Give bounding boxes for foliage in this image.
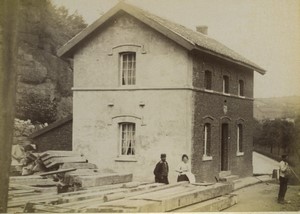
[254,119,295,154]
[16,0,87,123]
[16,93,57,123]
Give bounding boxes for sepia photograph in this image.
[0,0,299,213]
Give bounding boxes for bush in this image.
[16,93,57,123]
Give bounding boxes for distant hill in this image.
[254,96,300,120]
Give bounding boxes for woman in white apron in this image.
[175,154,195,183]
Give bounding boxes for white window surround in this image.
[202,154,213,161]
[119,123,136,157]
[115,156,138,162]
[203,123,213,161]
[236,152,244,156]
[204,89,214,93]
[236,124,244,156]
[120,52,136,86]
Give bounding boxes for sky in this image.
[51,0,300,98]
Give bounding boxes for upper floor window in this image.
[223,75,229,94]
[204,70,212,90]
[238,80,244,97]
[203,123,212,157]
[120,52,136,85]
[120,123,135,155]
[237,124,243,154]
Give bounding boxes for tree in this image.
[255,119,295,155]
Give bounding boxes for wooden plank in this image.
[41,153,83,162]
[161,183,234,211]
[173,194,238,212]
[24,203,76,213]
[40,151,82,158]
[39,168,76,177]
[8,194,59,208]
[87,182,234,212]
[60,162,97,170]
[44,157,87,168]
[74,173,133,188]
[192,182,215,186]
[9,177,57,187]
[9,184,57,193]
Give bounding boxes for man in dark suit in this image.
[154,153,169,184]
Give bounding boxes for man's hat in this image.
[161,153,166,158]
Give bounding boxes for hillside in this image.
[254,96,300,120]
[15,0,87,123]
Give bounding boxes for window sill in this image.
[236,152,244,157]
[238,95,246,98]
[222,92,230,96]
[202,155,213,161]
[204,89,213,93]
[119,85,136,88]
[114,157,137,162]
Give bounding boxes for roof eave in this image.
[57,2,267,75]
[193,46,266,75]
[57,2,196,58]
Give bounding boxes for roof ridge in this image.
[57,1,266,74]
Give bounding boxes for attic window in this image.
[120,52,136,85]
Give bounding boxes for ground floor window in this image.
[120,123,135,155]
[203,123,212,157]
[237,124,243,154]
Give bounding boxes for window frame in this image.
[119,122,136,156]
[202,123,213,161]
[223,75,229,94]
[236,124,244,156]
[238,80,245,97]
[204,70,213,91]
[119,52,136,86]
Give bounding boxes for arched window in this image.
[238,80,244,97]
[120,123,136,155]
[223,75,229,94]
[204,70,212,90]
[203,123,211,157]
[237,124,243,154]
[120,52,136,85]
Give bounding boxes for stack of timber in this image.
[8,174,135,213]
[12,182,237,213]
[39,150,88,169]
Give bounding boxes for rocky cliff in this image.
[15,0,87,123]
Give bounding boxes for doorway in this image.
[221,123,229,171]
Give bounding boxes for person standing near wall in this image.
[176,154,190,182]
[153,153,169,184]
[175,154,195,183]
[278,154,291,204]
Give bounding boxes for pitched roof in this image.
[30,115,72,139]
[57,2,266,74]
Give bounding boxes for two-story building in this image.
[58,2,266,182]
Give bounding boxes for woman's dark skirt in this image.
[177,174,189,182]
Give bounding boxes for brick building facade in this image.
[30,115,72,152]
[58,2,265,182]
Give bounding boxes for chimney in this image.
[196,25,208,35]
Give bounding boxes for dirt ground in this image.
[224,182,300,212]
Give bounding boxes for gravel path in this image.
[224,182,300,212]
